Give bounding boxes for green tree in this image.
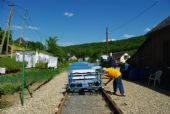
[46,36,65,60]
[46,36,58,54]
[27,41,44,50]
[0,28,12,53]
[62,35,146,60]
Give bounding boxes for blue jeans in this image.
[113,75,124,95]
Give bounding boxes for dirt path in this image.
[1,72,67,114]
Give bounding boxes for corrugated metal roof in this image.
[146,16,170,35]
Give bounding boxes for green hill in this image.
[63,36,146,61]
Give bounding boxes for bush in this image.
[35,61,48,69]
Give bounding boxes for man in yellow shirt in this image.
[103,68,125,96]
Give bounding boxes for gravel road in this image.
[103,78,170,114]
[62,94,111,114]
[1,72,67,114]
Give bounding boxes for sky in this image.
[0,0,170,46]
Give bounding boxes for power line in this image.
[3,0,29,18]
[6,2,45,43]
[110,1,159,32]
[2,0,48,50]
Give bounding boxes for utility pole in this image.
[106,26,109,55]
[0,3,14,54]
[5,30,10,54]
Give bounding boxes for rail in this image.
[55,89,124,114]
[101,89,124,114]
[55,92,69,114]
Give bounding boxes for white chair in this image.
[148,70,163,87]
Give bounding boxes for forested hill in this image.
[63,36,146,60]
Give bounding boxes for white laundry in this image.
[15,51,58,68]
[16,51,35,68]
[48,56,58,68]
[0,67,6,74]
[38,53,49,63]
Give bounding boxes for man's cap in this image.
[102,67,108,72]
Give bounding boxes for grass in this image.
[10,44,52,56]
[10,44,31,51]
[0,57,22,73]
[0,62,69,94]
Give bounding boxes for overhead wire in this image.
[109,0,159,32]
[3,0,45,44]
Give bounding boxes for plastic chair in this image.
[148,70,163,87]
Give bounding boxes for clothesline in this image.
[16,51,58,68]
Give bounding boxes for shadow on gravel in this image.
[105,90,112,95]
[124,79,170,97]
[0,99,12,109]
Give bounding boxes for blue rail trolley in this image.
[67,62,102,92]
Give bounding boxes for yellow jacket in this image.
[106,68,121,78]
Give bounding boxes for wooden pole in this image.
[106,27,109,55]
[0,4,14,54]
[5,31,10,54]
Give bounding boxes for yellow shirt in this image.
[106,68,121,78]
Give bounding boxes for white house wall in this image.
[120,53,130,63]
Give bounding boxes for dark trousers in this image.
[113,75,125,95]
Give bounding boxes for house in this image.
[69,55,77,61]
[84,57,90,61]
[128,16,170,89]
[128,16,170,68]
[112,52,130,64]
[15,37,27,46]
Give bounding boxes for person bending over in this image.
[103,67,125,96]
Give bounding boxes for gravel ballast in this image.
[1,72,67,114]
[2,70,170,114]
[103,78,170,114]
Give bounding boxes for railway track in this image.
[55,89,124,114]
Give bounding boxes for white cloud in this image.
[27,26,39,31]
[12,25,40,31]
[123,34,134,38]
[102,38,116,42]
[59,42,74,46]
[64,12,74,17]
[12,25,23,30]
[144,28,151,32]
[109,38,116,41]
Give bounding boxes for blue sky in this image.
[0,0,170,46]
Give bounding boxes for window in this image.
[124,55,129,60]
[163,41,170,66]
